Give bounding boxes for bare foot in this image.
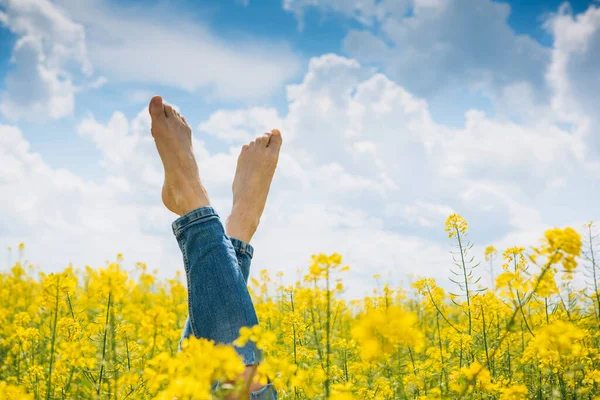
[149,96,210,216]
[226,129,282,243]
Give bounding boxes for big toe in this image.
[149,96,165,119]
[268,129,282,150]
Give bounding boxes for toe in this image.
[174,109,183,122]
[149,96,165,118]
[257,135,269,147]
[164,104,175,118]
[267,129,282,150]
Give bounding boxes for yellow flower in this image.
[309,263,322,276]
[0,381,32,399]
[533,267,558,297]
[1,221,599,399]
[234,325,276,351]
[458,362,496,393]
[445,214,468,238]
[538,227,582,272]
[498,384,528,400]
[484,245,497,261]
[351,306,423,362]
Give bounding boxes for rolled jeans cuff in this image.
[172,206,219,237]
[229,236,255,259]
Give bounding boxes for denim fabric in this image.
[230,237,254,283]
[173,206,276,399]
[180,237,254,345]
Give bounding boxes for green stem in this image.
[435,312,446,393]
[481,305,491,376]
[46,276,61,400]
[308,291,323,366]
[325,263,331,398]
[459,250,560,396]
[516,291,534,336]
[425,286,462,334]
[587,224,600,325]
[97,291,112,396]
[455,229,472,336]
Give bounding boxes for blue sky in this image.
[0,0,591,170]
[0,0,593,177]
[1,0,599,296]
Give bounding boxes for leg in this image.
[222,130,283,399]
[149,96,281,399]
[173,207,260,364]
[226,130,282,244]
[180,235,254,349]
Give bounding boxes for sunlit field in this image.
[1,214,600,399]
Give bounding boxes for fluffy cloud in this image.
[283,0,388,29]
[0,121,179,272]
[0,54,453,296]
[198,108,284,144]
[54,0,303,101]
[285,0,549,103]
[545,4,600,149]
[385,201,455,228]
[0,0,93,120]
[6,46,599,294]
[0,0,304,122]
[2,1,600,298]
[184,53,598,292]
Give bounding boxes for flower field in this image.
[1,215,600,399]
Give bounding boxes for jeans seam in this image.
[181,244,197,337]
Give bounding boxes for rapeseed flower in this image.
[1,219,598,399]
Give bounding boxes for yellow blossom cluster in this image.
[444,213,468,238]
[1,219,600,399]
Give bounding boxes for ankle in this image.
[164,180,210,216]
[176,196,210,216]
[226,207,259,243]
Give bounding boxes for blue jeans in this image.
[173,206,276,399]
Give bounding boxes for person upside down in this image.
[149,95,280,399]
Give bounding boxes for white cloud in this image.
[0,54,456,297]
[285,0,549,103]
[0,0,91,72]
[128,90,155,105]
[189,52,600,290]
[0,0,304,121]
[198,108,284,144]
[77,110,161,185]
[54,0,303,101]
[283,0,390,29]
[545,4,600,150]
[3,2,600,299]
[385,201,454,227]
[0,0,94,120]
[0,122,174,268]
[4,49,599,296]
[430,109,585,181]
